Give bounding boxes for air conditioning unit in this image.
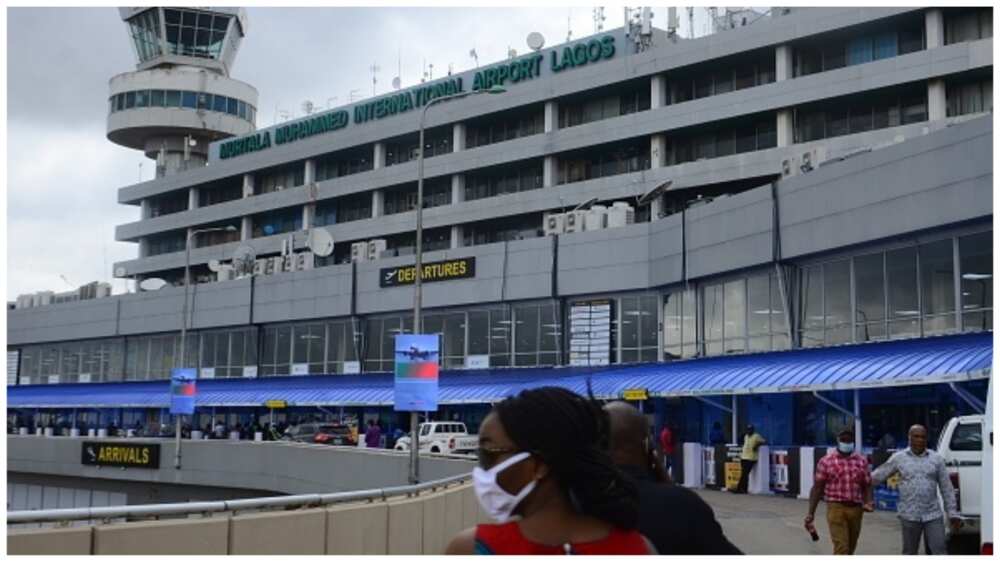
[253,258,267,276]
[351,242,369,263]
[607,202,635,228]
[95,283,112,298]
[296,251,315,271]
[564,210,587,233]
[543,213,566,236]
[368,239,387,261]
[216,267,234,282]
[584,205,607,231]
[282,254,295,272]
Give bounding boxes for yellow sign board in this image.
[264,400,287,409]
[622,388,648,401]
[725,462,742,491]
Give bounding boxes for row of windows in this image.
[127,9,162,63]
[466,107,544,149]
[558,140,651,185]
[163,8,231,60]
[385,128,453,167]
[672,51,776,103]
[383,179,451,216]
[947,80,993,117]
[795,27,924,78]
[558,86,651,129]
[109,89,255,123]
[794,88,928,143]
[668,118,777,165]
[16,231,991,383]
[465,161,544,201]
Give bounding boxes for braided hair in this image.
[494,386,639,530]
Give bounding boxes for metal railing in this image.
[7,472,472,525]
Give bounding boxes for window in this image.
[256,164,304,194]
[946,8,993,45]
[465,160,543,201]
[919,239,956,335]
[854,253,886,341]
[165,90,181,107]
[182,91,197,108]
[800,265,824,348]
[619,296,657,363]
[512,302,560,367]
[213,94,227,113]
[325,320,359,373]
[703,283,724,356]
[467,106,544,149]
[887,247,920,338]
[262,326,292,375]
[663,288,697,359]
[748,273,789,352]
[292,323,326,374]
[252,207,302,238]
[947,80,993,117]
[960,231,992,331]
[949,423,982,451]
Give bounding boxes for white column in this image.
[926,8,944,50]
[188,187,199,210]
[302,204,315,230]
[453,123,466,152]
[928,79,947,121]
[450,226,463,249]
[777,109,794,147]
[543,156,558,188]
[140,199,152,219]
[650,134,667,168]
[544,100,558,133]
[371,189,384,218]
[242,173,254,198]
[775,44,793,82]
[650,74,667,109]
[139,238,149,258]
[373,142,386,169]
[241,216,252,241]
[304,159,316,185]
[451,174,464,204]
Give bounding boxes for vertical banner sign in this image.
[393,335,439,412]
[569,300,613,366]
[724,445,743,491]
[170,368,197,415]
[769,449,790,493]
[702,446,716,487]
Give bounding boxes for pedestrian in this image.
[709,421,726,446]
[871,424,960,555]
[604,402,741,554]
[658,424,675,476]
[445,387,655,554]
[364,419,382,449]
[213,420,226,439]
[392,426,404,448]
[805,427,874,555]
[735,424,766,494]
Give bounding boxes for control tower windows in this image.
[164,8,230,60]
[127,9,162,63]
[109,89,256,125]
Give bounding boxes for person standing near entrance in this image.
[871,424,960,555]
[805,427,874,555]
[735,424,766,494]
[365,419,382,449]
[658,424,675,476]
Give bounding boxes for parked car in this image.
[936,412,985,548]
[282,423,327,444]
[314,424,356,446]
[393,422,478,454]
[980,381,993,555]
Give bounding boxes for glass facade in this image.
[127,9,162,63]
[795,84,927,143]
[109,89,256,124]
[794,22,924,77]
[18,339,125,384]
[163,8,230,59]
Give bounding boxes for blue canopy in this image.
[7,333,991,409]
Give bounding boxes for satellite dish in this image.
[307,228,334,257]
[138,278,168,291]
[207,259,222,272]
[114,266,127,278]
[527,32,545,51]
[392,76,401,90]
[232,245,256,277]
[638,179,673,206]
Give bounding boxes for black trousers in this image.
[736,459,756,493]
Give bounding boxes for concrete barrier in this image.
[230,508,326,554]
[441,485,468,544]
[18,427,27,435]
[70,428,80,437]
[8,526,93,554]
[421,491,448,554]
[326,501,389,554]
[387,496,424,554]
[93,517,229,555]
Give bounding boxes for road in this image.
[694,488,959,555]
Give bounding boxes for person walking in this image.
[709,421,726,446]
[364,419,382,449]
[735,424,766,494]
[805,427,874,555]
[605,402,741,554]
[445,387,655,554]
[871,424,960,555]
[658,424,675,476]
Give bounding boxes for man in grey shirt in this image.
[871,424,961,555]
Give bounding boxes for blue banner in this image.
[170,368,197,415]
[393,334,439,412]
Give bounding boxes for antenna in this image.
[369,63,380,96]
[566,12,573,42]
[687,7,694,39]
[232,245,256,278]
[637,179,673,206]
[469,48,479,68]
[507,47,517,60]
[526,32,545,51]
[59,275,75,289]
[592,6,606,33]
[307,228,335,258]
[349,89,360,102]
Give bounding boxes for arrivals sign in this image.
[215,34,618,161]
[393,334,439,412]
[380,257,475,288]
[82,441,160,469]
[170,368,197,415]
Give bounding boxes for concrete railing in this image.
[8,474,490,555]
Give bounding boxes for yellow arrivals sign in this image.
[264,400,288,409]
[81,442,160,469]
[622,388,649,401]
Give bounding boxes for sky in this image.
[5,5,719,301]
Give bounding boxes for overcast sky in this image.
[6,5,716,300]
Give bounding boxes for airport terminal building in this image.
[7,6,993,446]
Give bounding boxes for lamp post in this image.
[410,84,505,484]
[175,225,237,469]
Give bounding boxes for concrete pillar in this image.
[777,109,794,147]
[544,100,558,133]
[304,159,316,184]
[926,8,944,49]
[373,142,386,169]
[302,204,315,230]
[138,238,149,258]
[650,74,667,109]
[543,155,558,188]
[140,199,151,219]
[775,44,793,82]
[650,134,668,168]
[452,123,466,152]
[188,187,199,210]
[450,225,463,249]
[241,216,252,241]
[928,78,947,121]
[372,189,384,218]
[451,174,464,205]
[242,173,254,198]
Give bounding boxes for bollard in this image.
[97,429,108,438]
[87,429,96,437]
[191,430,203,440]
[254,432,263,442]
[35,427,43,436]
[70,428,80,437]
[229,431,240,441]
[18,427,27,435]
[44,427,54,437]
[126,429,135,438]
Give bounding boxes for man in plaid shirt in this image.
[805,427,875,554]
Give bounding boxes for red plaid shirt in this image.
[815,451,871,504]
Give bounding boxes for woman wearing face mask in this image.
[445,386,655,555]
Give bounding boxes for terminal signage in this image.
[214,34,618,161]
[264,400,287,409]
[394,334,440,412]
[380,257,475,288]
[622,388,648,401]
[82,442,160,469]
[170,368,197,415]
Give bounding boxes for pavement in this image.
[694,488,904,555]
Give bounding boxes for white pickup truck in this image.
[936,413,985,546]
[394,422,478,454]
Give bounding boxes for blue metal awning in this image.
[7,333,991,409]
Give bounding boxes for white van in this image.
[936,413,985,544]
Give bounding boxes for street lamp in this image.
[410,84,505,484]
[175,224,237,469]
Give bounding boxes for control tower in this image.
[107,7,258,177]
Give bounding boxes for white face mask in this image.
[473,451,537,523]
[837,442,855,454]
